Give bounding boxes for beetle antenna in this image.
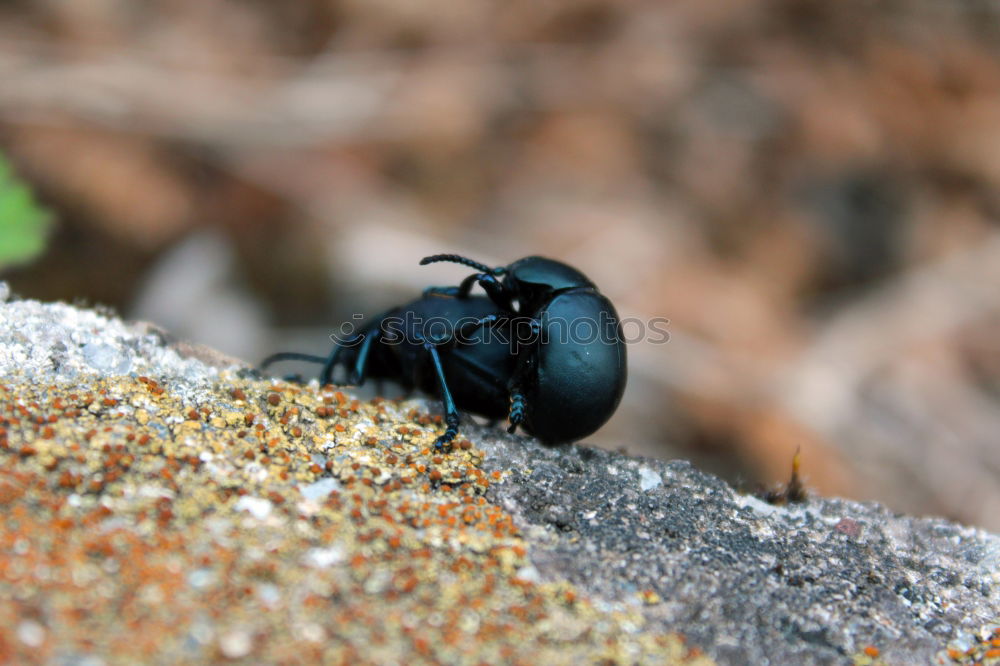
[420,254,501,275]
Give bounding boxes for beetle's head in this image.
[503,256,594,312]
[419,254,597,314]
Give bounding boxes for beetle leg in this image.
[434,271,515,309]
[346,329,381,385]
[319,345,345,386]
[260,351,328,370]
[507,390,527,434]
[420,340,461,450]
[458,273,482,297]
[505,319,541,434]
[317,328,374,385]
[260,351,339,386]
[422,273,484,299]
[422,285,461,297]
[454,313,504,343]
[472,273,516,310]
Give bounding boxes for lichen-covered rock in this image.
[0,289,708,665]
[475,437,1000,665]
[0,288,997,665]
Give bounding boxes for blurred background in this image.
[1,0,998,530]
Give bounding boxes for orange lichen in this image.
[0,372,711,666]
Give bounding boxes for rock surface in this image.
[0,288,997,665]
[476,434,1000,665]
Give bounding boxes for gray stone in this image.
[0,292,232,387]
[475,429,999,665]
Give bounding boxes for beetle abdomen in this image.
[522,290,627,443]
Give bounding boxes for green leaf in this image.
[0,154,52,270]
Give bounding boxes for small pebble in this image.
[219,629,253,659]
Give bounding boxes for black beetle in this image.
[420,254,627,443]
[262,255,628,448]
[261,293,516,449]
